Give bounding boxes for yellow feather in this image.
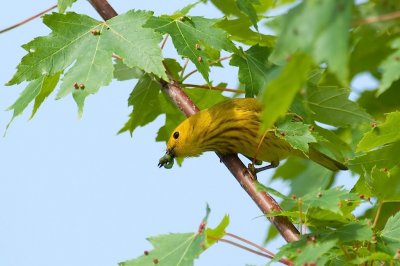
[165,98,347,171]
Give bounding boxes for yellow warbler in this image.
[158,98,347,171]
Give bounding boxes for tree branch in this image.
[0,5,57,34]
[88,0,300,243]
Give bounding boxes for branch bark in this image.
[89,0,300,243]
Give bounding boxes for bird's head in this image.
[158,115,205,169]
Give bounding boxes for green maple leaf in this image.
[6,73,60,130]
[306,86,373,127]
[120,233,205,266]
[261,53,312,131]
[58,0,77,13]
[378,37,400,95]
[275,238,337,265]
[118,74,163,135]
[216,18,275,47]
[350,141,400,175]
[205,215,229,247]
[8,11,166,115]
[235,0,260,31]
[230,45,272,97]
[113,60,143,81]
[380,212,400,255]
[301,187,359,215]
[331,221,373,243]
[275,118,317,153]
[120,206,229,266]
[273,157,332,197]
[357,111,400,152]
[270,0,351,83]
[145,15,236,82]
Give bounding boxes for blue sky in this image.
[0,1,363,266]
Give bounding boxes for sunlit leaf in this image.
[357,112,400,152]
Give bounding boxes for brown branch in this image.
[88,0,300,243]
[0,5,57,34]
[88,0,117,20]
[182,83,245,94]
[353,10,400,27]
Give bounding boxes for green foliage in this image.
[305,86,373,127]
[119,207,230,266]
[380,212,400,255]
[230,45,272,97]
[378,37,400,95]
[261,53,312,131]
[58,0,77,13]
[7,11,166,115]
[216,17,275,47]
[357,111,400,152]
[5,0,400,265]
[144,15,236,82]
[274,116,317,153]
[270,0,351,83]
[235,0,260,30]
[6,73,60,128]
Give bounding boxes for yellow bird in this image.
[158,98,347,171]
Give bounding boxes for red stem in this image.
[88,0,300,243]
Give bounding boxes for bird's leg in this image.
[244,155,263,165]
[248,161,279,175]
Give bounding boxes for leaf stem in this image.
[225,232,276,257]
[160,33,169,50]
[372,201,383,228]
[181,55,232,82]
[0,5,57,34]
[353,10,400,27]
[180,58,190,80]
[212,235,292,265]
[182,83,245,94]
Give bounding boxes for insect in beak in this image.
[158,149,175,169]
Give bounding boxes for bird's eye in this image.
[173,131,180,139]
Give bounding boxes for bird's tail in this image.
[308,147,348,171]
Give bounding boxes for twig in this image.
[182,83,245,94]
[372,201,383,228]
[252,129,270,166]
[180,58,190,80]
[218,238,292,265]
[89,0,300,243]
[112,54,123,60]
[0,5,57,34]
[181,55,232,82]
[160,33,169,50]
[353,10,400,27]
[225,232,276,257]
[218,238,275,259]
[210,233,292,265]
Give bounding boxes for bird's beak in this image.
[158,148,175,169]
